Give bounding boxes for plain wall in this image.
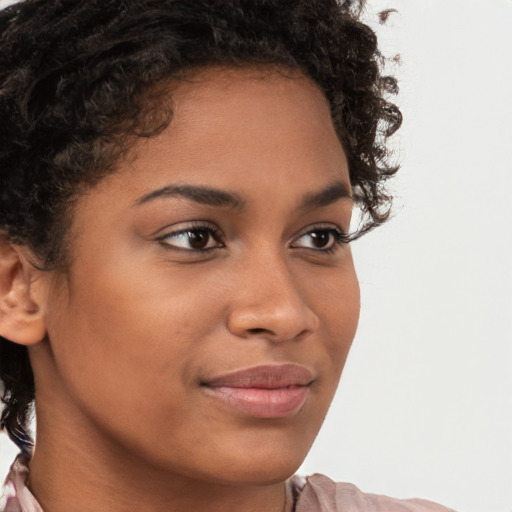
[1,1,511,511]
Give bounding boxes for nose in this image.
[226,251,319,342]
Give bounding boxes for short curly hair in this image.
[0,0,401,455]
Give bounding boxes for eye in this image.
[158,223,224,252]
[291,225,349,252]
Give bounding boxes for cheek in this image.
[43,258,223,422]
[316,266,360,383]
[41,269,229,471]
[330,275,360,352]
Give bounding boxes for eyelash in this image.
[157,222,350,254]
[157,222,224,253]
[293,224,351,254]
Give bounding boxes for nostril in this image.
[247,328,269,335]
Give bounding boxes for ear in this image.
[0,235,47,345]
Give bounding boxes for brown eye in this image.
[291,226,349,252]
[160,224,223,251]
[308,230,331,249]
[187,229,212,249]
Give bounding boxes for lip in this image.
[201,364,314,419]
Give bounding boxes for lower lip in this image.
[203,385,309,418]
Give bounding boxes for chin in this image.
[199,439,310,486]
[211,457,305,487]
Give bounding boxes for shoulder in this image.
[1,454,43,512]
[291,474,457,512]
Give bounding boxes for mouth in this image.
[201,364,314,419]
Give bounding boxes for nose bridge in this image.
[227,244,319,341]
[247,246,296,302]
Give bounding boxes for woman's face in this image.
[34,67,360,485]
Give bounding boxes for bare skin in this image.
[1,67,360,512]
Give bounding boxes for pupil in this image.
[189,229,209,249]
[311,231,330,248]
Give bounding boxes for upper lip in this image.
[202,364,314,389]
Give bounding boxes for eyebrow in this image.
[298,180,352,212]
[135,184,246,210]
[134,180,352,211]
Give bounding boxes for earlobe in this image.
[0,236,47,346]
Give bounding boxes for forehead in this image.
[122,66,347,189]
[168,66,334,134]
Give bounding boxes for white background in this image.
[1,1,511,512]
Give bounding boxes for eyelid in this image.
[156,221,225,252]
[289,223,351,250]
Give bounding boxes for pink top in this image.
[1,454,456,512]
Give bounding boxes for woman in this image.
[0,1,454,511]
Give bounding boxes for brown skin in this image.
[0,68,360,512]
